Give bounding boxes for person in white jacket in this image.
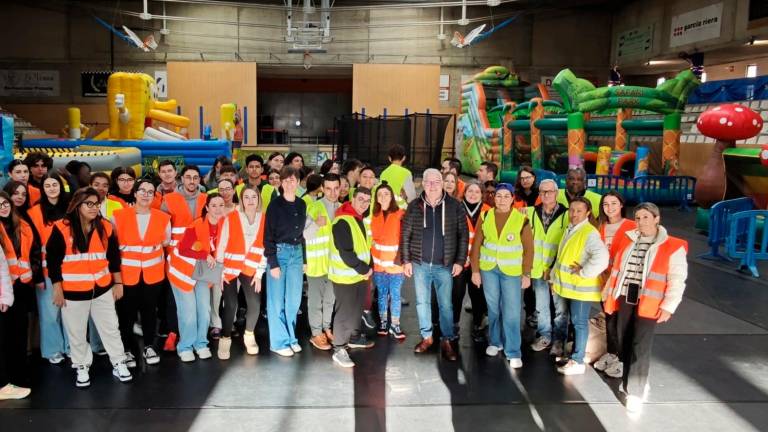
[601,202,688,413]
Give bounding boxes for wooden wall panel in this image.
[352,64,440,116]
[167,61,257,146]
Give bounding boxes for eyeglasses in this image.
[136,189,155,196]
[218,187,234,192]
[117,177,135,183]
[81,201,101,208]
[519,175,535,181]
[0,202,11,209]
[540,190,556,195]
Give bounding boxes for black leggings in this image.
[0,282,32,388]
[453,267,487,326]
[222,273,261,337]
[117,280,162,350]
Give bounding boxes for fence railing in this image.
[698,197,755,260]
[550,174,697,209]
[725,210,768,277]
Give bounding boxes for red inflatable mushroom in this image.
[695,104,764,208]
[697,104,763,141]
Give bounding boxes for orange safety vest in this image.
[28,204,55,278]
[113,207,170,286]
[599,218,637,260]
[167,217,221,291]
[163,192,207,248]
[370,209,404,274]
[465,203,491,268]
[55,219,114,292]
[151,191,163,210]
[0,220,35,283]
[221,211,265,282]
[28,184,41,207]
[603,235,688,319]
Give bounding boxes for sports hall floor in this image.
[1,206,767,432]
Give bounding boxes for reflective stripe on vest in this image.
[0,221,34,283]
[370,210,403,274]
[478,209,525,276]
[56,220,113,292]
[328,215,370,284]
[164,192,206,246]
[306,200,333,277]
[114,207,170,285]
[220,211,266,281]
[551,222,601,301]
[527,206,567,279]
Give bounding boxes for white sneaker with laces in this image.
[290,343,302,353]
[485,345,502,357]
[49,352,65,365]
[272,347,294,357]
[332,348,355,368]
[178,350,195,362]
[0,384,31,400]
[143,346,160,365]
[557,359,586,375]
[196,347,212,359]
[218,337,232,360]
[604,361,624,378]
[75,365,90,388]
[112,362,133,382]
[594,353,619,371]
[508,358,523,369]
[243,331,259,355]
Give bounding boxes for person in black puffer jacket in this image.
[401,168,468,361]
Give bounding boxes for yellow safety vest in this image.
[478,210,525,276]
[380,164,410,209]
[306,200,333,277]
[328,215,370,284]
[557,189,602,219]
[551,222,602,301]
[527,206,567,279]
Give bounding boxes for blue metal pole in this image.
[244,106,249,145]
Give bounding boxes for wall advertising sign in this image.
[670,3,723,47]
[0,70,60,97]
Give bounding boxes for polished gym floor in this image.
[1,207,767,432]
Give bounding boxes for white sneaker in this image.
[530,337,551,352]
[124,352,137,368]
[49,352,65,365]
[485,345,502,357]
[549,340,564,357]
[625,395,643,413]
[508,358,523,369]
[604,361,624,378]
[0,384,31,400]
[75,365,90,388]
[332,348,355,368]
[112,362,133,382]
[290,343,302,353]
[133,322,143,337]
[243,330,259,355]
[271,347,294,357]
[196,347,212,360]
[143,346,160,365]
[178,350,195,362]
[218,337,232,360]
[594,353,619,371]
[557,359,586,375]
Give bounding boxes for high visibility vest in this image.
[113,207,170,285]
[54,220,113,292]
[261,184,276,210]
[163,192,207,248]
[557,189,602,219]
[102,198,124,219]
[465,203,491,268]
[527,206,567,279]
[600,218,637,260]
[603,235,688,319]
[370,209,404,274]
[28,184,41,206]
[221,211,265,282]
[478,209,526,276]
[28,204,56,278]
[108,194,131,208]
[305,200,333,277]
[0,221,34,283]
[379,164,410,208]
[167,217,222,291]
[328,215,370,284]
[551,222,602,301]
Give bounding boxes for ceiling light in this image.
[487,0,501,6]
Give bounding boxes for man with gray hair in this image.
[401,168,469,361]
[527,178,570,356]
[557,167,602,218]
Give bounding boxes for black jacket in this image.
[400,192,468,268]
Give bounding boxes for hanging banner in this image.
[81,71,111,97]
[0,70,60,97]
[670,3,723,48]
[616,25,654,59]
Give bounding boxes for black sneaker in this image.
[361,311,376,330]
[389,324,406,340]
[377,321,389,336]
[348,335,375,349]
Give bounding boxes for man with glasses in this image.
[526,179,569,357]
[401,168,468,361]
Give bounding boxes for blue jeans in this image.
[373,272,404,322]
[267,244,303,350]
[551,291,570,344]
[413,263,454,340]
[533,278,557,340]
[481,267,522,359]
[172,280,211,353]
[37,277,69,359]
[569,299,593,364]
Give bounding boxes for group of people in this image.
[0,146,688,413]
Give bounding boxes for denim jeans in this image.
[266,243,303,351]
[413,263,454,340]
[533,278,552,340]
[551,291,570,344]
[569,299,593,364]
[172,279,211,354]
[373,272,404,322]
[37,277,69,359]
[481,267,522,359]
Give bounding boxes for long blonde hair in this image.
[238,185,262,213]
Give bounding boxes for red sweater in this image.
[178,222,219,259]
